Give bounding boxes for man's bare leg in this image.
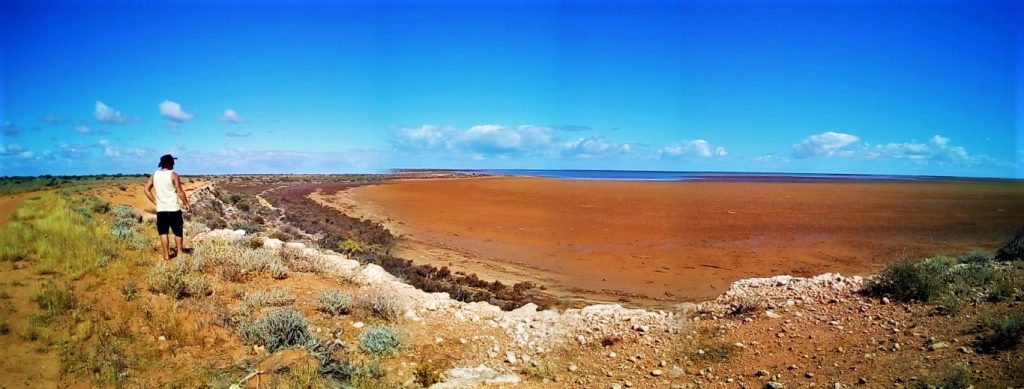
[175,235,184,256]
[160,234,171,260]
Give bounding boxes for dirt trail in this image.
[340,177,1024,303]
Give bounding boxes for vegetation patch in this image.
[359,325,402,355]
[33,281,75,324]
[865,258,948,302]
[147,261,212,299]
[971,311,1024,353]
[315,290,352,316]
[239,309,311,352]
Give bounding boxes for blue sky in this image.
[1,0,1021,177]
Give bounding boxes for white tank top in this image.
[153,170,181,212]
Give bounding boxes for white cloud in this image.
[454,124,553,153]
[220,109,244,124]
[159,100,194,127]
[659,140,727,158]
[74,123,92,134]
[392,125,454,150]
[225,131,252,138]
[392,124,554,155]
[753,154,790,163]
[793,132,996,166]
[94,101,131,124]
[792,131,860,158]
[561,136,633,157]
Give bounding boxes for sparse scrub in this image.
[33,281,75,324]
[986,273,1019,302]
[359,288,406,321]
[269,262,289,279]
[280,245,325,273]
[147,261,212,299]
[413,358,446,387]
[959,249,992,264]
[953,263,996,287]
[727,293,766,317]
[690,342,737,362]
[239,309,311,352]
[972,311,1024,353]
[120,282,139,301]
[865,258,947,302]
[359,325,402,355]
[241,289,296,311]
[995,229,1024,261]
[316,290,352,316]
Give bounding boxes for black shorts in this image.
[156,211,184,237]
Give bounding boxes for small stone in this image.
[857,377,868,385]
[568,364,578,372]
[608,352,617,358]
[459,338,468,344]
[958,346,971,354]
[352,321,364,329]
[755,369,769,377]
[611,385,622,389]
[765,382,784,389]
[505,351,517,364]
[659,360,667,367]
[158,336,167,341]
[881,297,890,305]
[805,372,814,379]
[832,383,843,389]
[624,381,634,387]
[928,341,950,351]
[651,369,663,377]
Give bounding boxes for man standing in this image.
[144,154,191,260]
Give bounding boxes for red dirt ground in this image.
[344,177,1024,303]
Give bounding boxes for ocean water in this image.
[466,169,961,182]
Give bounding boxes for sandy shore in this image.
[337,177,1024,303]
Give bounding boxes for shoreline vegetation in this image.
[0,174,1021,387]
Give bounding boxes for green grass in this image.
[0,192,114,278]
[972,311,1024,353]
[865,258,948,302]
[315,290,352,316]
[33,281,75,324]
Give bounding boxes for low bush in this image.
[987,274,1019,302]
[239,309,311,353]
[241,289,295,311]
[268,262,289,280]
[972,311,1024,353]
[995,229,1024,261]
[865,259,947,302]
[727,293,766,317]
[359,326,402,355]
[315,290,352,316]
[120,282,139,301]
[359,288,406,321]
[958,249,992,264]
[147,262,211,299]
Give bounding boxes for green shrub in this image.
[972,312,1024,353]
[33,281,75,324]
[987,274,1019,302]
[958,249,992,264]
[339,239,361,254]
[120,282,139,301]
[995,229,1024,261]
[316,290,352,316]
[953,263,995,287]
[239,309,311,352]
[865,259,947,302]
[359,326,402,355]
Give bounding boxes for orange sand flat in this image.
[349,177,1024,301]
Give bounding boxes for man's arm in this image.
[173,173,191,212]
[144,175,156,205]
